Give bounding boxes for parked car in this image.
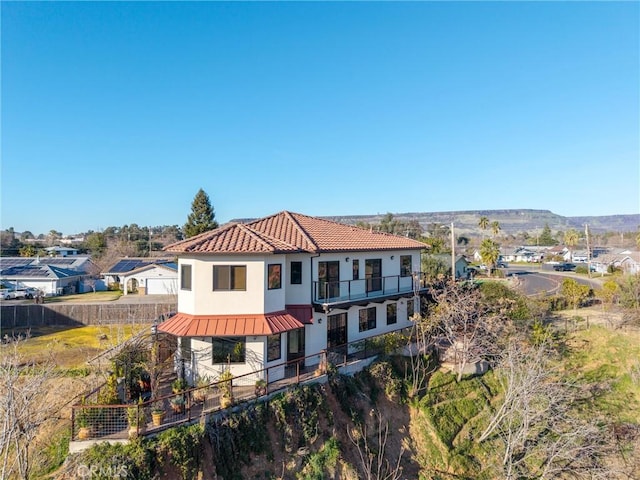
[24,287,40,299]
[0,290,8,300]
[553,263,576,272]
[6,289,27,299]
[497,262,508,268]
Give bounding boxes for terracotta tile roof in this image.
[165,211,426,254]
[158,310,307,337]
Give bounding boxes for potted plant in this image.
[151,401,165,426]
[170,395,186,414]
[76,408,93,440]
[171,377,189,394]
[193,375,210,403]
[255,379,267,397]
[127,399,147,438]
[219,369,234,409]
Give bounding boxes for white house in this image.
[102,257,178,295]
[158,211,428,385]
[0,255,98,295]
[591,250,640,275]
[45,246,79,257]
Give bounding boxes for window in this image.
[318,261,340,299]
[352,259,359,280]
[211,337,246,363]
[327,313,348,348]
[400,255,412,277]
[387,303,397,325]
[180,265,192,291]
[267,334,281,362]
[365,259,382,292]
[268,264,282,289]
[213,265,246,291]
[407,298,415,319]
[359,307,377,332]
[290,261,302,284]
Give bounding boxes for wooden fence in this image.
[0,303,177,330]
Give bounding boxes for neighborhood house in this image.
[158,211,428,385]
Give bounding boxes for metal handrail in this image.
[313,272,427,303]
[71,325,415,441]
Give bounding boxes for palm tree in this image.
[564,229,580,263]
[478,216,489,239]
[479,239,500,277]
[491,221,501,238]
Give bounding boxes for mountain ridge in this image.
[320,209,639,235]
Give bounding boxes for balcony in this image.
[312,273,428,311]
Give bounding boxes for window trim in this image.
[359,306,377,332]
[290,261,302,285]
[407,297,415,319]
[352,259,360,280]
[386,302,397,325]
[400,255,412,277]
[213,265,247,291]
[267,334,282,362]
[268,264,282,290]
[211,336,246,364]
[180,264,192,291]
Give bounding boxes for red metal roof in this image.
[158,309,307,337]
[165,211,427,254]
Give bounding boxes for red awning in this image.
[158,310,307,337]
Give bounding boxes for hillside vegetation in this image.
[64,324,640,479]
[5,278,638,479]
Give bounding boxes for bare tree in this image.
[347,409,405,480]
[427,281,508,381]
[478,339,616,479]
[0,335,58,480]
[405,318,437,398]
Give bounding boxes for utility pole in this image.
[451,222,455,281]
[585,224,591,278]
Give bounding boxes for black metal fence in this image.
[71,327,414,441]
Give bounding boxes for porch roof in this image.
[158,308,310,337]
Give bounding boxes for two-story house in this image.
[158,211,428,385]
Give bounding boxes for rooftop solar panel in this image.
[0,258,32,268]
[41,258,76,265]
[109,259,151,272]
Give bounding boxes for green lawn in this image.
[44,291,122,303]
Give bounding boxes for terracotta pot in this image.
[220,396,233,409]
[151,411,164,426]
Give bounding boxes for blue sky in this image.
[2,1,639,235]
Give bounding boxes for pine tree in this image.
[183,188,218,238]
[538,223,557,246]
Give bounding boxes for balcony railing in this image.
[312,272,427,305]
[71,326,416,442]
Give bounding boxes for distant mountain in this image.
[322,209,640,236]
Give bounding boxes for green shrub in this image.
[297,437,340,480]
[157,424,204,480]
[206,402,271,479]
[368,361,403,401]
[79,439,155,480]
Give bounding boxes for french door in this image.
[318,261,340,299]
[365,259,382,293]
